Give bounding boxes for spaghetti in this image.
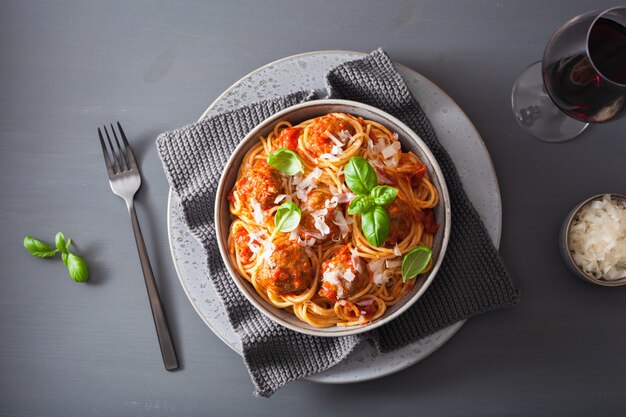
[227,112,440,327]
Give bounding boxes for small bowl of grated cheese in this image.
[560,193,626,286]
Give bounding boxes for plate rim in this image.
[165,49,503,380]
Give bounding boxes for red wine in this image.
[589,18,626,84]
[543,17,626,122]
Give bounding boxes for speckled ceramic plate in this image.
[167,51,502,383]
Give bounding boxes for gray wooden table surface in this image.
[2,0,625,416]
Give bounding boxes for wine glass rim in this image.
[586,5,626,87]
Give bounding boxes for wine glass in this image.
[512,6,626,142]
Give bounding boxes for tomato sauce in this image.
[233,227,253,264]
[276,127,300,152]
[408,163,427,187]
[358,303,377,321]
[422,208,440,234]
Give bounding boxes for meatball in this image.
[420,208,440,235]
[305,114,354,158]
[256,241,314,294]
[298,190,340,242]
[276,127,300,152]
[385,198,415,245]
[319,246,368,301]
[235,159,282,209]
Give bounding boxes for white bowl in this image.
[215,99,451,337]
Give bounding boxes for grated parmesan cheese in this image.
[350,248,363,273]
[343,270,356,282]
[386,259,402,269]
[357,298,374,306]
[333,210,349,238]
[249,242,261,253]
[325,196,339,209]
[298,168,321,189]
[274,194,291,204]
[314,215,331,236]
[319,153,340,161]
[338,130,352,142]
[337,192,355,204]
[295,168,323,201]
[381,142,401,159]
[368,259,386,286]
[367,138,387,155]
[311,208,328,217]
[322,269,341,285]
[326,131,344,147]
[568,194,626,280]
[250,198,265,224]
[259,241,276,268]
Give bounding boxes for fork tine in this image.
[110,123,129,171]
[103,125,123,173]
[98,127,116,177]
[116,122,137,168]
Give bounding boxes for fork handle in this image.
[127,201,179,371]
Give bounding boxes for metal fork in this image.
[97,122,179,371]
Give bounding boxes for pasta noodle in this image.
[227,112,439,327]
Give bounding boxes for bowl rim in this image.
[561,193,626,287]
[214,98,452,337]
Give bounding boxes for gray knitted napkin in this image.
[157,49,519,397]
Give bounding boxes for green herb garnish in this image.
[343,157,398,247]
[267,148,304,175]
[369,185,398,206]
[361,205,391,247]
[344,156,378,195]
[347,195,376,215]
[401,245,432,282]
[24,232,89,282]
[274,201,302,232]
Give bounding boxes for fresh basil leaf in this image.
[402,245,433,282]
[267,148,304,175]
[370,185,398,206]
[344,157,378,195]
[66,253,89,282]
[348,195,375,215]
[274,201,302,232]
[55,232,68,254]
[23,236,57,258]
[61,252,69,267]
[361,205,390,247]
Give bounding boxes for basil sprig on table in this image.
[267,148,304,175]
[401,245,432,282]
[23,232,89,282]
[344,157,397,246]
[23,236,57,258]
[274,201,301,232]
